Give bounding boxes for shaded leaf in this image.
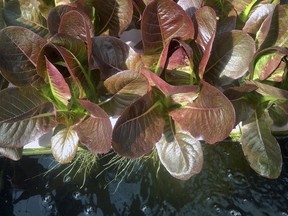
[241,110,282,179]
[92,36,143,78]
[112,91,165,158]
[156,122,203,180]
[142,0,194,55]
[163,41,195,86]
[0,87,56,148]
[269,100,288,127]
[45,56,71,106]
[170,81,235,144]
[47,4,76,35]
[204,30,255,86]
[0,147,23,161]
[51,125,79,164]
[49,34,88,64]
[0,26,46,86]
[217,9,237,34]
[75,100,112,154]
[0,73,9,90]
[102,70,149,116]
[93,0,133,36]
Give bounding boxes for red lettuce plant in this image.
[0,0,287,180]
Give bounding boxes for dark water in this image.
[0,138,288,216]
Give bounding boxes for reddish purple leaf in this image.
[142,0,194,55]
[195,6,217,78]
[58,10,93,61]
[75,100,112,154]
[92,36,143,78]
[170,81,236,144]
[102,70,149,116]
[204,30,255,86]
[0,26,46,86]
[112,91,165,158]
[177,0,203,17]
[47,4,77,35]
[243,4,276,36]
[93,0,133,36]
[257,5,288,50]
[141,68,173,95]
[250,47,288,81]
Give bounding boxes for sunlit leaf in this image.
[257,4,288,49]
[0,26,46,86]
[45,56,71,106]
[241,110,282,179]
[195,6,217,77]
[112,91,165,158]
[142,0,194,55]
[141,68,173,95]
[177,0,203,17]
[243,4,276,36]
[93,0,133,36]
[58,10,93,60]
[0,87,56,148]
[250,47,288,80]
[2,0,49,37]
[204,30,255,86]
[250,80,288,100]
[0,147,23,161]
[170,81,235,144]
[156,122,203,180]
[102,70,148,116]
[51,125,79,164]
[37,43,89,99]
[38,0,56,18]
[75,99,112,154]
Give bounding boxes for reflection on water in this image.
[0,138,288,216]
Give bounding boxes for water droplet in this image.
[141,205,152,214]
[45,182,50,189]
[43,194,52,204]
[229,210,242,216]
[63,175,71,183]
[213,204,221,213]
[73,191,81,200]
[48,204,53,210]
[84,205,94,215]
